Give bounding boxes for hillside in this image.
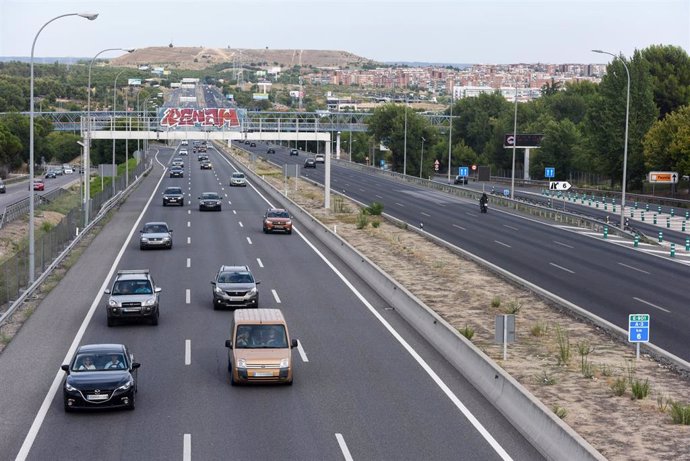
[111,46,375,70]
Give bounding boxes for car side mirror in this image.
[169,229,173,233]
[61,364,70,374]
[225,340,233,348]
[255,280,261,285]
[291,339,298,349]
[131,362,141,370]
[139,230,143,233]
[104,289,111,294]
[211,281,216,285]
[154,287,162,293]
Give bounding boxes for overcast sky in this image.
[1,0,688,64]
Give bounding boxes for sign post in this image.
[495,314,516,360]
[628,314,650,360]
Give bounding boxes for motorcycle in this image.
[479,201,488,213]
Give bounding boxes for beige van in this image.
[224,309,297,385]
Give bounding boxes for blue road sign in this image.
[459,166,469,177]
[545,167,555,178]
[503,189,510,197]
[380,159,385,167]
[628,314,650,342]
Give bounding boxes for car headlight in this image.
[143,297,157,307]
[163,236,171,242]
[237,359,247,369]
[109,298,120,307]
[140,237,149,242]
[248,287,257,295]
[279,358,289,368]
[116,378,133,392]
[214,286,224,294]
[65,382,77,392]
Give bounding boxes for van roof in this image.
[233,308,285,324]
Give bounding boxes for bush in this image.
[555,324,571,365]
[491,296,501,308]
[631,378,650,400]
[504,300,521,314]
[611,377,627,396]
[355,211,368,229]
[371,220,380,228]
[536,370,556,385]
[552,405,567,419]
[365,201,384,215]
[458,325,474,340]
[530,322,548,337]
[669,401,690,425]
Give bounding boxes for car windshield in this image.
[268,210,289,218]
[143,224,168,233]
[73,353,127,371]
[235,325,288,349]
[165,188,182,194]
[218,271,253,284]
[232,173,244,178]
[201,193,219,199]
[112,280,152,295]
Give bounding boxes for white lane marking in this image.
[233,210,237,214]
[453,224,466,231]
[185,340,191,365]
[228,200,232,205]
[186,258,191,268]
[296,339,309,362]
[465,212,478,217]
[239,222,244,228]
[549,262,574,274]
[375,194,383,198]
[421,212,431,217]
[188,209,191,215]
[494,240,511,248]
[257,258,264,268]
[335,434,354,461]
[183,434,191,461]
[186,289,191,304]
[290,214,513,461]
[633,297,671,313]
[272,289,281,303]
[187,237,191,245]
[187,221,191,228]
[395,202,404,207]
[503,224,518,231]
[554,241,574,249]
[618,262,650,274]
[15,164,170,461]
[247,237,252,245]
[359,188,365,192]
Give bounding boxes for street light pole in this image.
[510,82,518,200]
[593,49,630,230]
[419,137,426,178]
[447,88,453,183]
[85,47,133,226]
[29,12,97,283]
[403,96,408,176]
[112,68,127,195]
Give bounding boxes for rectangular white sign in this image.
[648,171,679,183]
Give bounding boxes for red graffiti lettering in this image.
[160,108,240,127]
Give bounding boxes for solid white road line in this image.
[335,434,354,461]
[257,258,264,268]
[618,262,650,274]
[633,297,671,313]
[15,163,169,461]
[549,262,574,274]
[186,289,191,304]
[453,224,466,231]
[183,434,191,461]
[185,340,191,365]
[503,224,518,231]
[239,222,244,228]
[272,289,281,303]
[186,258,191,268]
[554,241,574,249]
[246,237,253,245]
[296,340,309,362]
[494,240,511,248]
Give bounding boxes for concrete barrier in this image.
[217,146,605,460]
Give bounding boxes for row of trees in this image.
[365,45,690,191]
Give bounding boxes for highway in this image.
[243,142,690,363]
[0,143,542,460]
[0,172,79,211]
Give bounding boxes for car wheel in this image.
[218,206,222,211]
[127,391,136,411]
[287,230,292,235]
[180,199,184,206]
[230,371,237,386]
[286,378,293,386]
[151,310,159,326]
[263,227,268,233]
[163,202,167,206]
[107,316,115,327]
[64,400,73,413]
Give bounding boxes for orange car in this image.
[262,208,292,234]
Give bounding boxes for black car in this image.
[169,167,184,178]
[0,179,5,193]
[61,343,140,411]
[162,186,185,206]
[304,158,317,168]
[200,160,212,170]
[250,142,256,147]
[199,192,222,211]
[290,149,299,156]
[267,148,275,154]
[454,175,468,185]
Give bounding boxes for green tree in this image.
[641,45,690,119]
[46,132,82,164]
[0,120,23,175]
[643,104,690,176]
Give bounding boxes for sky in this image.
[0,0,688,64]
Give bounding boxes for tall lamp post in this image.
[403,96,408,176]
[29,12,98,283]
[85,47,133,226]
[593,49,630,230]
[419,136,426,178]
[510,82,518,200]
[112,68,127,195]
[447,89,454,183]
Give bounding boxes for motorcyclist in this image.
[479,192,488,212]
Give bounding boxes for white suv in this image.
[315,153,325,163]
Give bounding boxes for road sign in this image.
[628,314,649,342]
[545,167,555,178]
[459,166,469,177]
[471,164,477,171]
[549,181,571,191]
[434,159,440,171]
[648,171,678,184]
[503,133,544,148]
[503,189,510,197]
